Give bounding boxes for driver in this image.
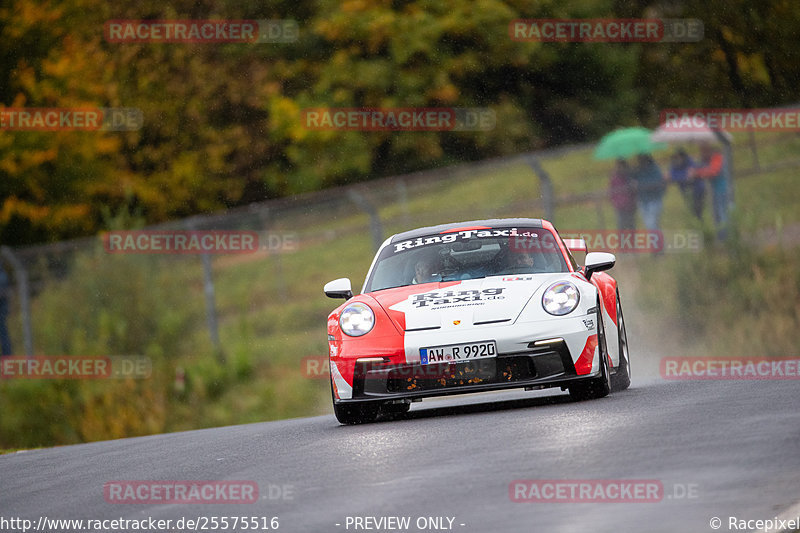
[412,256,440,284]
[506,250,536,272]
[511,251,535,268]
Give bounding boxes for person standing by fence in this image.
[0,263,12,356]
[609,158,637,230]
[632,153,667,233]
[669,148,704,220]
[691,142,729,239]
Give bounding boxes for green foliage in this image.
[3,0,797,243]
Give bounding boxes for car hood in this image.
[370,274,566,331]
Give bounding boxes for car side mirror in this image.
[324,278,353,300]
[584,252,616,280]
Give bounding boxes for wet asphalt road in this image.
[2,378,799,533]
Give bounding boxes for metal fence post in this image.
[347,189,383,251]
[255,207,288,301]
[185,221,224,363]
[0,246,33,356]
[525,154,556,222]
[200,252,223,363]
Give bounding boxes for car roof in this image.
[389,218,545,243]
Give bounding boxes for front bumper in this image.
[331,314,599,402]
[346,341,591,403]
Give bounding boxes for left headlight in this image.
[339,302,376,337]
[542,281,580,316]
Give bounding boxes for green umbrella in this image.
[593,127,667,160]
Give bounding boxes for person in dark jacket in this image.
[632,153,667,232]
[608,158,636,230]
[669,148,704,220]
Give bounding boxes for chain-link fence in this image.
[0,131,797,360]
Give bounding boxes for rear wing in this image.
[563,238,587,253]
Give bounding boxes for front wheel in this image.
[610,289,631,392]
[569,299,611,401]
[333,400,380,424]
[330,379,380,424]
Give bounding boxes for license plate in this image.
[420,341,497,365]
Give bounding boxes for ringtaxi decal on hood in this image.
[410,287,506,308]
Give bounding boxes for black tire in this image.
[569,298,612,401]
[330,379,380,424]
[610,289,631,392]
[333,400,380,424]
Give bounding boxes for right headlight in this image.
[339,302,376,337]
[542,281,580,316]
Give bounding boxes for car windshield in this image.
[365,227,568,292]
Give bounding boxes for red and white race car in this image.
[323,218,631,424]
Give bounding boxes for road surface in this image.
[2,378,800,533]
